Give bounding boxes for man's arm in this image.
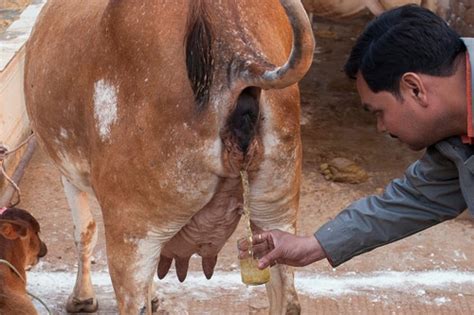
[238,231,326,268]
[315,145,467,267]
[243,145,467,269]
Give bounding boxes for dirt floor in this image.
[0,0,31,32]
[2,3,474,315]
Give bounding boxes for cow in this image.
[25,0,314,314]
[302,0,440,20]
[0,207,48,315]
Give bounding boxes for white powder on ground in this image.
[26,270,474,314]
[28,269,474,298]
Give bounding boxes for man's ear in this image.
[400,72,428,107]
[0,220,27,240]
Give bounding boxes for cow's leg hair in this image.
[150,282,159,313]
[268,225,300,315]
[103,220,163,315]
[255,223,300,315]
[365,0,385,16]
[62,176,99,313]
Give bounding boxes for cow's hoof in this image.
[286,302,301,315]
[140,297,160,314]
[66,296,98,313]
[151,297,159,313]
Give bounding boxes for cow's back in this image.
[25,0,109,190]
[25,0,295,198]
[25,1,206,195]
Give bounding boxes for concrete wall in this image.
[446,0,474,36]
[0,47,30,192]
[0,0,47,198]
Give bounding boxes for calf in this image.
[0,207,47,315]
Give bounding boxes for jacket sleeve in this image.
[314,146,467,267]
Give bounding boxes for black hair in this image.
[185,1,213,111]
[344,4,466,96]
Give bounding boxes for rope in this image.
[0,258,25,282]
[0,133,35,207]
[0,259,52,315]
[0,165,21,207]
[0,133,34,157]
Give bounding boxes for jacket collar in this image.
[461,38,474,144]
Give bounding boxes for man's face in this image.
[356,73,435,151]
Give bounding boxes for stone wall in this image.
[446,0,474,36]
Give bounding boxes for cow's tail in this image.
[365,0,386,16]
[241,0,315,90]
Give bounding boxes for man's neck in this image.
[435,54,468,136]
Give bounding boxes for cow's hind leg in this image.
[248,170,301,313]
[254,223,300,315]
[101,214,162,315]
[268,226,300,315]
[62,176,99,313]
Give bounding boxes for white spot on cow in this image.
[208,138,221,159]
[159,179,169,189]
[263,133,280,155]
[93,79,118,141]
[61,176,97,298]
[202,137,225,176]
[259,98,280,156]
[59,127,69,139]
[434,297,451,306]
[134,224,183,287]
[56,148,92,193]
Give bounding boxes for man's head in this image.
[345,5,467,150]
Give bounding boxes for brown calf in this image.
[0,207,47,315]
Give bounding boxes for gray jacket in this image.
[315,37,474,267]
[315,137,474,267]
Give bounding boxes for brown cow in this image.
[0,207,48,315]
[25,0,314,314]
[302,0,439,19]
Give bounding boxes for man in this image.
[244,4,474,269]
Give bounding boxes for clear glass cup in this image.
[237,237,271,285]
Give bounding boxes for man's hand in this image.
[237,229,327,269]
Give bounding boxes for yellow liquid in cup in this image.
[239,257,270,285]
[238,170,271,285]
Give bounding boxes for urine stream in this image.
[240,170,253,256]
[239,170,270,285]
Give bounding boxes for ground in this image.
[2,3,474,315]
[0,0,31,32]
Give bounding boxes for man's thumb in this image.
[258,250,278,269]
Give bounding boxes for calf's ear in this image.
[0,221,27,240]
